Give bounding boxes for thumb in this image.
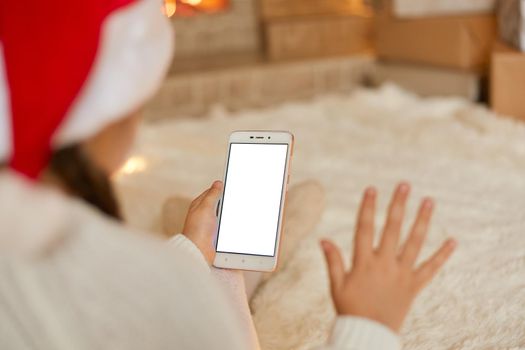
[202,181,223,207]
[320,240,345,294]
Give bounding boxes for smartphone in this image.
[213,131,294,272]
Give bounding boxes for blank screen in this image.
[216,143,288,256]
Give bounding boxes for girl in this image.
[0,0,456,349]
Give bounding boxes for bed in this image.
[115,85,525,349]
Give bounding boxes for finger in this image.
[211,180,223,189]
[378,182,410,256]
[353,187,377,264]
[201,181,223,208]
[190,188,211,210]
[320,240,345,293]
[399,198,434,266]
[415,239,456,289]
[191,181,223,209]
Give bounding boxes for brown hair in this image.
[49,144,122,220]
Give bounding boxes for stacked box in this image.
[265,16,373,61]
[392,0,495,18]
[376,11,496,72]
[261,0,373,61]
[372,62,482,101]
[490,41,525,121]
[370,0,497,99]
[260,0,371,19]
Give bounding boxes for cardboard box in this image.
[376,14,497,71]
[260,0,372,19]
[265,15,373,61]
[373,61,482,100]
[490,41,525,121]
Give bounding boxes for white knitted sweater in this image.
[0,172,399,349]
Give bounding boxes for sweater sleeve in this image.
[169,234,210,273]
[316,316,401,350]
[169,235,260,348]
[170,235,400,350]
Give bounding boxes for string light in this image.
[117,156,148,176]
[163,0,176,17]
[181,0,202,5]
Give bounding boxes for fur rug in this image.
[115,85,525,350]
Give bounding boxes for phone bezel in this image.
[213,130,294,272]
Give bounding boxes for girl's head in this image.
[0,0,174,216]
[48,113,140,219]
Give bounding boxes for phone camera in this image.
[268,136,271,139]
[250,136,254,139]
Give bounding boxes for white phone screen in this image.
[216,143,289,256]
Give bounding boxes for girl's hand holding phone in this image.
[182,181,223,265]
[321,183,456,333]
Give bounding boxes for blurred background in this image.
[142,0,524,121]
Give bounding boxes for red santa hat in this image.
[0,0,174,178]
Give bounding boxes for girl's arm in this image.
[175,182,455,350]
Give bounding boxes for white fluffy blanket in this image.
[116,85,525,350]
